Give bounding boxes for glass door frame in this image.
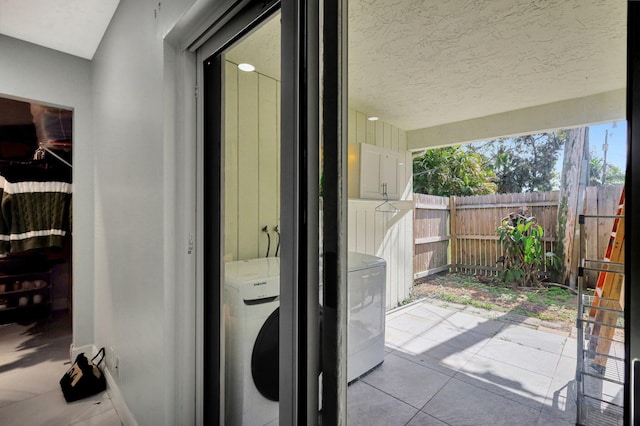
[626,1,640,423]
[194,0,334,423]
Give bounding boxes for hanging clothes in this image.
[0,164,72,254]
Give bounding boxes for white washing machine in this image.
[224,253,385,424]
[224,257,280,426]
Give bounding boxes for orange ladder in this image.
[587,186,625,370]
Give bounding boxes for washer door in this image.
[251,306,323,402]
[251,307,280,401]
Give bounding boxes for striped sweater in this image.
[0,165,72,254]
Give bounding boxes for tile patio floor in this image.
[347,298,580,426]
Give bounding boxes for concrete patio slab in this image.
[360,353,451,409]
[421,377,541,426]
[494,323,567,354]
[350,298,588,425]
[347,380,419,426]
[474,337,562,378]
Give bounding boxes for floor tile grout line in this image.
[443,374,546,418]
[465,349,560,380]
[404,404,453,426]
[352,379,426,413]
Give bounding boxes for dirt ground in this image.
[411,273,579,332]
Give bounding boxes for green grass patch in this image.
[434,291,497,311]
[469,299,498,310]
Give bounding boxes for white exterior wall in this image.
[0,35,94,350]
[347,108,414,309]
[225,61,281,261]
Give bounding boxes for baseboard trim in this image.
[69,344,137,426]
[104,364,138,426]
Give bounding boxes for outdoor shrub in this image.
[496,211,558,287]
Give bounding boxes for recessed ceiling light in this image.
[368,116,379,121]
[238,63,255,72]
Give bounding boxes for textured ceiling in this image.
[0,0,627,132]
[229,0,626,132]
[348,0,626,130]
[0,0,120,59]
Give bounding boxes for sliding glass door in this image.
[195,0,336,424]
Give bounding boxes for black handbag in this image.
[60,347,107,402]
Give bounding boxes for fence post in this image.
[449,196,456,272]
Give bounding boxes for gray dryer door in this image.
[251,307,280,401]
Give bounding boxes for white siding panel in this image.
[383,122,392,150]
[225,61,239,260]
[348,108,357,145]
[399,129,407,152]
[258,75,278,254]
[375,121,384,149]
[237,70,260,259]
[391,127,399,152]
[344,109,415,306]
[347,199,414,310]
[366,117,376,146]
[224,61,281,260]
[356,111,366,144]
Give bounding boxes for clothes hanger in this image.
[34,143,72,169]
[375,183,400,213]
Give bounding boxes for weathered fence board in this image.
[453,191,559,276]
[583,184,625,286]
[413,194,450,279]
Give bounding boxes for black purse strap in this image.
[91,347,106,366]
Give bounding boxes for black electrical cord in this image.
[274,225,280,257]
[262,226,271,257]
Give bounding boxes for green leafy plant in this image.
[496,212,558,287]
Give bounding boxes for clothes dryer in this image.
[319,252,387,382]
[346,252,386,382]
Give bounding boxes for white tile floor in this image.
[0,311,122,426]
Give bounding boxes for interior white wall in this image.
[0,34,94,349]
[90,0,195,424]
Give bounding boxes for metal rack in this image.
[576,214,625,426]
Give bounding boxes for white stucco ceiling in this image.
[348,0,627,131]
[0,0,119,60]
[228,0,626,133]
[0,0,627,133]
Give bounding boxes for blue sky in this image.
[551,121,627,189]
[586,121,627,171]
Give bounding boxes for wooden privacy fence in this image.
[582,184,625,287]
[414,191,559,279]
[414,194,451,279]
[414,185,624,280]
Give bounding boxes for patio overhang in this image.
[407,89,626,151]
